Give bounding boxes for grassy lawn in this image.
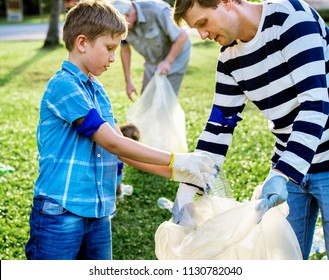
[0,35,325,260]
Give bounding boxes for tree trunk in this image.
[43,0,62,48]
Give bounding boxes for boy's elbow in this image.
[92,123,124,155]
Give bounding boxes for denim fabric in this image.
[116,161,124,189]
[286,171,329,260]
[25,196,112,260]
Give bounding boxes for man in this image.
[173,0,329,260]
[111,0,191,100]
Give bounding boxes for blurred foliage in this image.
[318,9,329,21]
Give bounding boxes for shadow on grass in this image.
[0,44,62,87]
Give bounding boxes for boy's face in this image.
[82,33,122,76]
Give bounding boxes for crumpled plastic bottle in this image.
[121,184,133,196]
[311,225,326,255]
[157,197,174,212]
[0,163,15,176]
[208,168,233,199]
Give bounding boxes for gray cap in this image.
[109,0,133,15]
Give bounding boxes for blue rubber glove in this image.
[261,169,289,209]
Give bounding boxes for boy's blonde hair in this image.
[63,0,128,51]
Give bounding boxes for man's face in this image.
[184,2,238,46]
[124,10,137,30]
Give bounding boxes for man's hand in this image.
[171,169,213,194]
[157,59,171,75]
[172,183,201,224]
[126,82,138,101]
[260,169,289,209]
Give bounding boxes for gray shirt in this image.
[125,0,191,74]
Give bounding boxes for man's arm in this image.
[157,30,189,74]
[120,42,138,101]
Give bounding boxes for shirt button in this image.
[97,154,101,158]
[97,182,101,186]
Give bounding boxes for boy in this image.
[25,0,215,260]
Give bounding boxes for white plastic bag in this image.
[155,179,302,260]
[127,72,188,153]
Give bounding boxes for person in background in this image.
[64,0,79,10]
[25,0,216,260]
[116,123,140,199]
[173,0,329,260]
[111,0,192,101]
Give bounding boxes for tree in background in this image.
[43,0,62,48]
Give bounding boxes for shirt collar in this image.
[133,2,146,24]
[62,60,89,82]
[62,60,103,91]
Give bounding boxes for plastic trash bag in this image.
[155,176,302,260]
[127,72,188,153]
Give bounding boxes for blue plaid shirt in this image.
[34,61,118,218]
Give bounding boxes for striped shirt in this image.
[196,0,329,184]
[34,61,118,218]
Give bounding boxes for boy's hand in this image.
[169,152,217,181]
[171,169,216,194]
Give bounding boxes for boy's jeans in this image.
[25,195,112,260]
[286,171,329,260]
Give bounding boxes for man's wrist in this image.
[269,169,288,182]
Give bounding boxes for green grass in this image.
[0,36,324,260]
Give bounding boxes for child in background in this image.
[116,123,140,198]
